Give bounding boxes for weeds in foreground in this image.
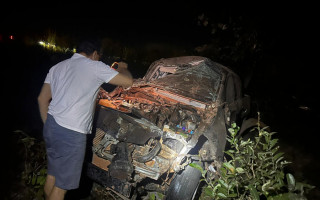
[10,130,47,200]
[191,121,315,199]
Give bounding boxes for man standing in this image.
[37,37,133,200]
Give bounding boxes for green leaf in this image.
[226,149,235,153]
[224,151,235,159]
[228,193,238,198]
[36,176,44,185]
[157,192,164,199]
[149,192,155,200]
[212,184,219,193]
[217,192,228,199]
[286,173,295,192]
[261,162,272,169]
[240,140,250,147]
[204,187,215,197]
[262,180,271,192]
[273,152,284,161]
[269,139,278,149]
[236,167,244,173]
[271,146,279,154]
[263,143,268,150]
[200,178,206,182]
[248,145,254,155]
[275,156,284,164]
[248,184,260,200]
[31,175,36,185]
[217,185,228,195]
[189,163,203,174]
[220,167,227,177]
[202,169,207,177]
[40,177,46,186]
[228,128,235,136]
[218,179,229,189]
[231,123,237,129]
[223,162,235,174]
[40,168,47,175]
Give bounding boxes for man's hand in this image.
[117,62,128,71]
[38,83,52,123]
[108,61,133,88]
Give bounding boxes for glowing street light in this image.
[38,40,75,53]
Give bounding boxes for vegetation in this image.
[8,130,47,200]
[190,117,315,199]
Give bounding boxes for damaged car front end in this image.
[86,56,252,199]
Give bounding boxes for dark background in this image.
[1,2,319,199]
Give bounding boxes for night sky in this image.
[1,2,319,198]
[3,3,317,52]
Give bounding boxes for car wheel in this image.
[166,162,202,200]
[241,123,269,142]
[242,128,259,141]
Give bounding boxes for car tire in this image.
[166,162,202,200]
[242,128,259,141]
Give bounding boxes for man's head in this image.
[76,36,102,60]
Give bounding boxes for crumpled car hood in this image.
[134,56,222,103]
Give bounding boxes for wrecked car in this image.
[86,56,256,199]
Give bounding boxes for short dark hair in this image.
[76,36,102,55]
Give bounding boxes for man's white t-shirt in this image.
[44,53,118,134]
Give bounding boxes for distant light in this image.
[38,40,74,53]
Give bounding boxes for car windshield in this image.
[144,57,222,102]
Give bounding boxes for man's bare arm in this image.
[108,62,133,88]
[37,83,52,123]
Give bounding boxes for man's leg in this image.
[48,186,67,200]
[43,114,86,199]
[44,175,55,199]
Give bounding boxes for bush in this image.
[190,119,315,199]
[10,130,47,200]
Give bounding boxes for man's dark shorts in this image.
[43,114,87,190]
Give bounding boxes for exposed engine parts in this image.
[98,86,204,136]
[92,76,221,184]
[108,142,133,181]
[88,56,252,199]
[92,106,199,181]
